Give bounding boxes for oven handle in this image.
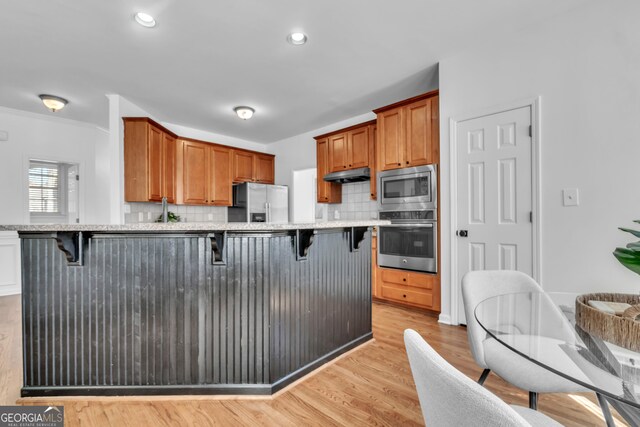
[379,223,434,228]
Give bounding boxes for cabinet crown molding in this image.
[372,89,439,114]
[313,119,377,141]
[122,117,179,139]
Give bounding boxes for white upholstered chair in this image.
[461,270,589,410]
[404,329,563,427]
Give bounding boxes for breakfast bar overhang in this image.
[2,221,387,397]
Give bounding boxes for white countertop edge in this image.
[0,220,390,233]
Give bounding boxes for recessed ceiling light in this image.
[134,12,156,28]
[234,106,255,120]
[287,32,307,46]
[39,95,68,112]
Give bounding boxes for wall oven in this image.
[377,210,437,273]
[378,164,437,211]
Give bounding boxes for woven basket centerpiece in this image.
[575,293,640,352]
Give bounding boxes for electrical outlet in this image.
[563,189,579,206]
[124,204,131,214]
[333,210,340,220]
[138,212,144,222]
[207,213,213,221]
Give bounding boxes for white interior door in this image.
[456,106,533,323]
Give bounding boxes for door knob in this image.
[456,230,469,237]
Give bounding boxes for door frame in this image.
[448,97,542,326]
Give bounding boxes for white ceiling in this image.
[0,0,588,143]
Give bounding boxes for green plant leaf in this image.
[619,227,640,238]
[613,247,640,275]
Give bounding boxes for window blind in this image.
[29,162,60,213]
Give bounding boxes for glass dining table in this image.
[474,292,640,427]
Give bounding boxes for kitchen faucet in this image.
[161,197,168,223]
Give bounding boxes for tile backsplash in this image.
[125,202,227,224]
[325,181,379,221]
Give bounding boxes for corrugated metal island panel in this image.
[20,228,372,395]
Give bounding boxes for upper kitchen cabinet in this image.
[255,153,275,183]
[314,120,376,203]
[374,90,439,171]
[316,137,342,203]
[328,127,370,172]
[176,139,232,206]
[209,146,233,205]
[328,133,348,172]
[123,117,178,203]
[232,150,275,184]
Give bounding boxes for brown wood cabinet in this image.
[373,265,441,312]
[210,146,233,205]
[369,125,377,200]
[125,117,275,207]
[316,138,342,203]
[328,128,370,172]
[314,120,377,203]
[232,150,275,184]
[124,118,178,203]
[177,139,232,206]
[375,90,439,171]
[255,154,275,183]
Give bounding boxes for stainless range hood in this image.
[323,167,370,183]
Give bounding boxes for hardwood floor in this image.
[0,294,627,426]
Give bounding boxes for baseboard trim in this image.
[0,285,20,297]
[438,313,453,325]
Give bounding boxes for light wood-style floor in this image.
[0,294,627,426]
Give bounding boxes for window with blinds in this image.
[29,162,61,214]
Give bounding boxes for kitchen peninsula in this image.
[2,220,387,397]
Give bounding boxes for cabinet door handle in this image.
[397,163,401,166]
[406,161,409,164]
[403,294,407,298]
[403,278,407,282]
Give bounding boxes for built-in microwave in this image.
[378,164,437,211]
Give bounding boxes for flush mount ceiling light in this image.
[38,95,68,112]
[287,32,307,45]
[234,106,255,120]
[134,12,156,28]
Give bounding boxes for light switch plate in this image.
[124,204,131,214]
[563,188,579,206]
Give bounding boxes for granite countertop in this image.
[0,220,390,233]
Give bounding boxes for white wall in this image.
[439,0,640,323]
[0,106,110,225]
[0,107,110,295]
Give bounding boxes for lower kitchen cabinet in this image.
[372,234,440,312]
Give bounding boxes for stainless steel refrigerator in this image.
[227,183,289,223]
